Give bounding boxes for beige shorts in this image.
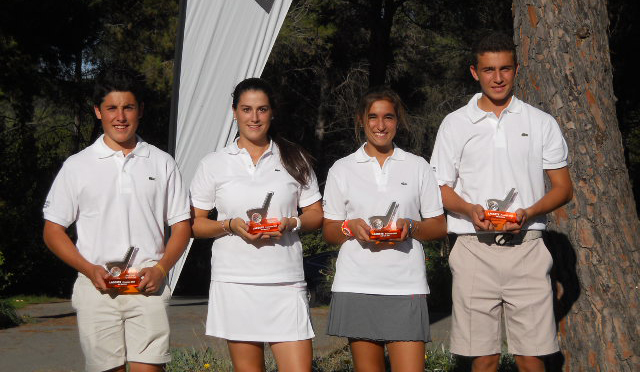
[449,233,559,356]
[71,274,171,372]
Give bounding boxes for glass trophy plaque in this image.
[105,247,140,293]
[369,202,402,240]
[246,191,281,234]
[484,188,519,230]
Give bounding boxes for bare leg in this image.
[386,341,425,372]
[228,340,266,372]
[270,339,313,372]
[128,362,165,372]
[348,339,385,372]
[514,355,545,372]
[472,354,500,372]
[105,366,126,372]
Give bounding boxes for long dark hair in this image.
[232,78,314,187]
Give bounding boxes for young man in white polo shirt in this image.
[430,32,573,372]
[42,69,191,372]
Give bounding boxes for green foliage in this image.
[0,299,22,329]
[424,240,452,312]
[301,230,339,256]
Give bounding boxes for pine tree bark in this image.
[513,0,640,370]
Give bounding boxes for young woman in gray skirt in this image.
[322,87,447,372]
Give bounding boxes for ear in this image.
[515,63,520,78]
[94,105,102,120]
[470,64,480,81]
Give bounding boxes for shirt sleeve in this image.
[542,116,569,169]
[165,159,191,226]
[189,156,217,211]
[322,166,347,221]
[430,116,461,187]
[419,158,445,219]
[42,162,78,228]
[298,169,322,208]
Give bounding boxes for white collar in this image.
[93,134,149,158]
[466,93,522,123]
[354,142,406,163]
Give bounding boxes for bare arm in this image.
[138,219,191,293]
[440,185,493,231]
[503,166,573,231]
[406,214,447,241]
[323,218,374,245]
[43,221,110,290]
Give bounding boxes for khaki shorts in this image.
[71,273,171,372]
[449,233,559,356]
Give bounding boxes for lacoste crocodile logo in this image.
[401,182,407,185]
[521,133,529,136]
[149,177,155,180]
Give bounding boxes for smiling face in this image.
[233,89,272,145]
[94,91,142,154]
[470,51,519,113]
[363,99,397,155]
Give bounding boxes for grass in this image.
[165,345,517,371]
[5,295,66,310]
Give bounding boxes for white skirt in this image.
[206,281,315,342]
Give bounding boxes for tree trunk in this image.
[513,0,640,370]
[366,0,401,86]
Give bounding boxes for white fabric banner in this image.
[168,0,292,293]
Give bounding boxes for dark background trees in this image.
[0,0,638,367]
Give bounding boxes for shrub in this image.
[0,299,22,329]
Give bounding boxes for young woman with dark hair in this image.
[190,77,323,371]
[322,87,447,372]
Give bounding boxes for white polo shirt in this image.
[190,140,321,283]
[43,135,191,267]
[323,144,444,295]
[430,93,568,234]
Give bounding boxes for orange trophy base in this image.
[369,228,402,240]
[247,218,281,234]
[105,273,141,293]
[484,210,518,230]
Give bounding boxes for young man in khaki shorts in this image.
[42,69,191,372]
[430,32,573,371]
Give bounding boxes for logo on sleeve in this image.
[275,169,281,172]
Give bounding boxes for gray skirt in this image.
[327,292,431,342]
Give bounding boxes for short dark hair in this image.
[472,31,517,66]
[354,86,408,144]
[92,68,145,107]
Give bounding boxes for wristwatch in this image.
[291,217,302,232]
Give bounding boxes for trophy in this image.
[105,247,140,293]
[369,202,402,240]
[246,191,281,234]
[484,188,519,230]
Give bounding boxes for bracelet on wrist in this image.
[407,219,414,238]
[291,216,302,232]
[227,219,236,235]
[155,263,168,278]
[341,220,354,237]
[220,219,231,236]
